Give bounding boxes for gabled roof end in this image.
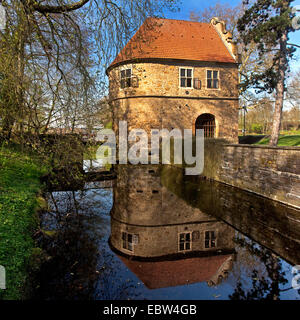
[210,17,239,63]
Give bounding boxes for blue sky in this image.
[165,0,300,73]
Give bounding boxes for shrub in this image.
[251,123,263,134]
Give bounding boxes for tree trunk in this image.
[16,8,26,139]
[1,115,14,142]
[269,12,288,146]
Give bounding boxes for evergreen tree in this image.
[237,0,296,145]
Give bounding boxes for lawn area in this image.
[0,144,48,299]
[255,135,300,147]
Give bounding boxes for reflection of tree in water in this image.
[94,251,141,300]
[36,188,140,300]
[36,206,100,299]
[230,236,295,300]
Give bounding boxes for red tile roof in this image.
[119,254,233,289]
[108,18,236,70]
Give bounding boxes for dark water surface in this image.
[36,165,300,300]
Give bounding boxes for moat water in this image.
[36,165,300,300]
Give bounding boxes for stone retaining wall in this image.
[211,144,300,208]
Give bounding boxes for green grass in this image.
[280,130,300,135]
[0,144,48,300]
[256,135,300,147]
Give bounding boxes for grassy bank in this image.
[0,144,48,299]
[255,135,300,146]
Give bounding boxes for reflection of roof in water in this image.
[118,253,234,289]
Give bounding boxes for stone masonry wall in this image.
[109,61,238,99]
[108,60,239,143]
[213,144,300,209]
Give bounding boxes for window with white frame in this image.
[205,231,216,248]
[122,232,138,251]
[178,232,192,251]
[207,70,219,89]
[180,68,193,88]
[122,232,133,251]
[120,68,132,88]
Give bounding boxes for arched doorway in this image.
[195,114,216,138]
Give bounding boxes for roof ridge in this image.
[146,16,210,25]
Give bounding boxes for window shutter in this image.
[192,231,200,241]
[132,234,139,245]
[193,78,201,89]
[131,75,139,88]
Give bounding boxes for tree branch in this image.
[23,0,90,14]
[287,43,300,49]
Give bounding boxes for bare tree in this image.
[0,0,178,142]
[286,69,300,108]
[189,1,275,105]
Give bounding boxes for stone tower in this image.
[107,17,239,143]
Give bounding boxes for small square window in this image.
[122,232,137,252]
[120,68,132,89]
[180,68,193,88]
[207,70,219,89]
[179,232,192,251]
[204,231,217,248]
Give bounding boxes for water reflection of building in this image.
[110,165,236,289]
[159,165,300,267]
